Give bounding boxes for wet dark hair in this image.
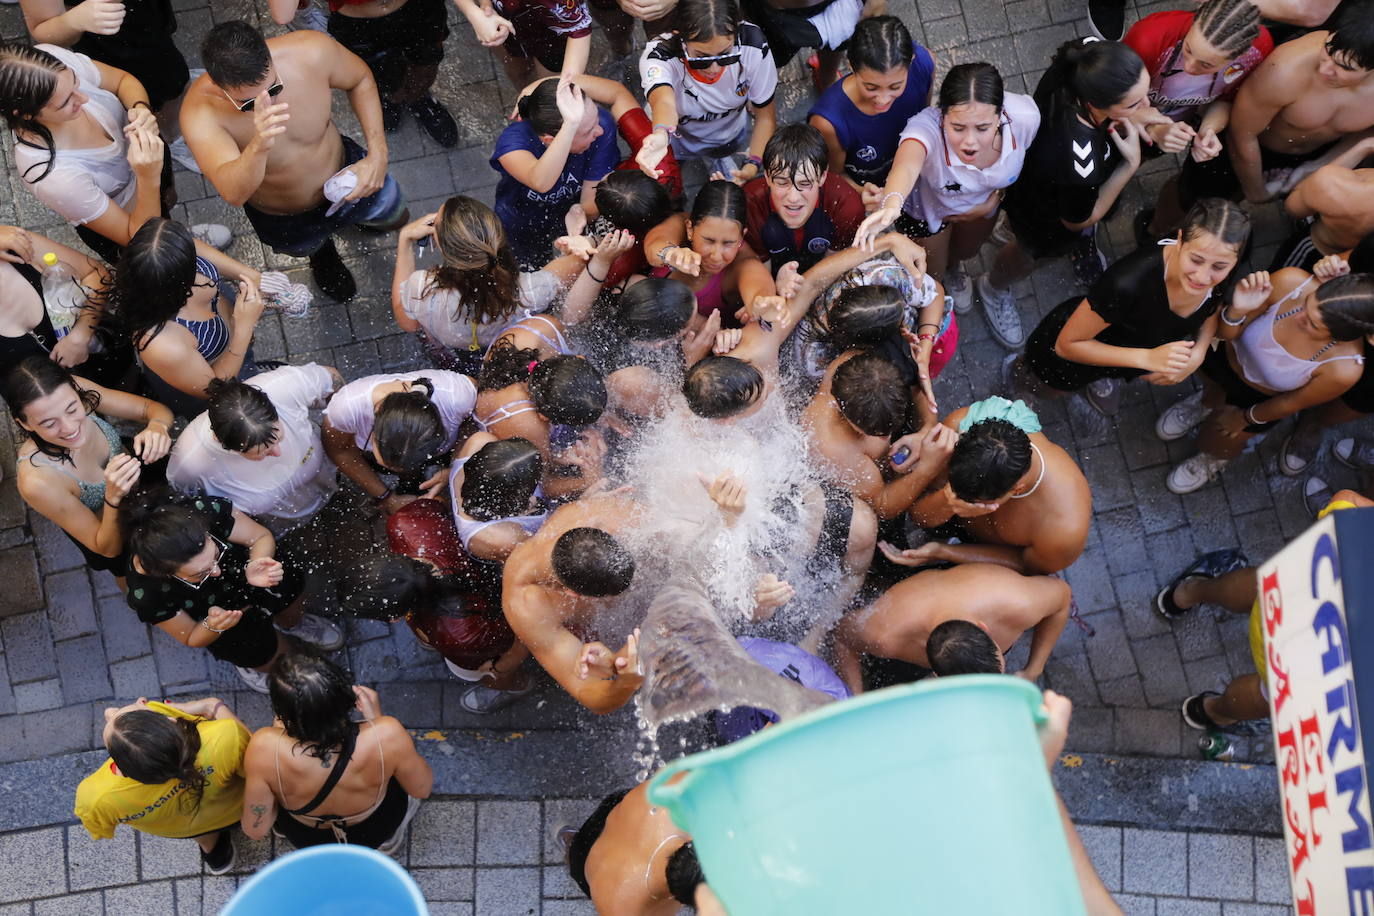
[938,62,1004,114]
[111,218,199,350]
[683,356,765,419]
[340,553,432,622]
[1328,0,1374,72]
[947,418,1032,502]
[481,343,607,427]
[690,180,748,231]
[618,278,696,342]
[1193,0,1262,58]
[374,378,444,472]
[846,15,914,73]
[107,710,208,811]
[1180,197,1250,251]
[928,620,1002,676]
[0,43,66,183]
[568,788,632,897]
[1315,273,1374,341]
[429,196,522,327]
[665,842,705,906]
[823,286,904,352]
[1039,39,1145,111]
[205,377,279,453]
[831,353,908,438]
[462,438,543,521]
[516,79,566,136]
[123,486,215,578]
[552,527,635,596]
[762,123,828,185]
[674,0,740,44]
[3,355,103,465]
[201,21,272,89]
[596,171,673,238]
[268,650,358,760]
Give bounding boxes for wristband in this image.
[657,243,677,266]
[917,333,936,342]
[1244,405,1262,426]
[918,322,940,331]
[881,192,903,210]
[653,123,678,137]
[1220,307,1245,326]
[199,619,227,633]
[586,266,607,284]
[374,487,393,504]
[104,498,121,510]
[130,100,152,111]
[744,155,763,171]
[210,701,227,717]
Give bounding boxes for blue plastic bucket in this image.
[648,675,1083,915]
[222,845,429,915]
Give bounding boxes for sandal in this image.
[1154,549,1249,620]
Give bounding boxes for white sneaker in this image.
[169,135,202,174]
[236,666,270,694]
[190,223,233,249]
[975,275,1024,349]
[1166,453,1229,494]
[1155,390,1207,441]
[277,613,345,650]
[944,265,973,314]
[289,1,329,31]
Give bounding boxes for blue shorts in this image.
[244,135,406,257]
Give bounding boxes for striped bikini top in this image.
[173,257,230,361]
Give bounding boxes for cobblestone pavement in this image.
[0,0,1349,908]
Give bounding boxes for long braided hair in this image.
[1315,274,1374,342]
[1192,0,1262,58]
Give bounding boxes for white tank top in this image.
[448,457,548,553]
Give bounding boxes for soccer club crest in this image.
[856,145,877,162]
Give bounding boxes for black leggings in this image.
[273,778,411,849]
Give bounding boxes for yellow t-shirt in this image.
[74,704,252,840]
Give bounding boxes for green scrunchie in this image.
[956,396,1042,435]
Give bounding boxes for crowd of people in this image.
[0,0,1369,906]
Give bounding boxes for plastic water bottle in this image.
[40,252,84,339]
[1199,732,1234,761]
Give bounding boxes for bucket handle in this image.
[647,757,704,813]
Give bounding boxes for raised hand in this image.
[877,539,945,567]
[554,79,587,127]
[472,6,514,46]
[102,453,142,507]
[245,556,284,588]
[682,309,722,365]
[250,94,290,152]
[203,605,242,633]
[0,225,34,265]
[855,204,900,252]
[774,261,802,300]
[1190,127,1223,163]
[662,246,701,276]
[132,420,172,463]
[698,471,746,523]
[636,130,671,181]
[1228,271,1273,317]
[70,0,126,36]
[1141,339,1194,375]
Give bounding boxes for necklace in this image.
[1274,304,1339,360]
[1010,443,1045,499]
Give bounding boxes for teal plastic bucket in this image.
[222,845,429,915]
[647,675,1083,915]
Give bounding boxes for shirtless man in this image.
[803,351,957,519]
[1277,134,1374,270]
[833,562,1071,692]
[1186,4,1374,205]
[565,781,700,916]
[503,494,645,714]
[181,21,405,304]
[906,401,1092,576]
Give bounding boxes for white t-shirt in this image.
[640,22,778,156]
[14,45,137,227]
[324,370,477,453]
[898,92,1041,233]
[167,365,338,529]
[400,268,561,351]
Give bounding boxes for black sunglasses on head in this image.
[226,80,284,113]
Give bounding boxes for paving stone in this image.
[1181,486,1239,554]
[1132,635,1189,708]
[44,570,96,640]
[1233,509,1286,569]
[1116,569,1173,640]
[103,881,175,915]
[1115,708,1184,757]
[34,891,100,916]
[1077,825,1122,892]
[0,654,15,715]
[96,597,150,663]
[541,901,597,916]
[542,863,584,899]
[1083,610,1137,683]
[138,831,204,881]
[1252,836,1289,905]
[1188,834,1254,900]
[1157,901,1222,916]
[201,876,239,914]
[1081,444,1135,512]
[29,515,83,575]
[173,877,202,915]
[429,904,476,916]
[410,868,475,902]
[0,827,66,902]
[21,702,94,758]
[1117,893,1157,916]
[2,614,57,683]
[149,628,209,688]
[1062,705,1114,753]
[542,798,601,865]
[56,635,113,704]
[1098,674,1148,708]
[376,681,443,728]
[1182,656,1233,699]
[1119,403,1170,471]
[1044,652,1100,706]
[1220,451,1272,516]
[1097,508,1152,577]
[13,678,63,713]
[1221,905,1289,916]
[108,657,162,700]
[474,867,540,916]
[476,800,542,866]
[1123,829,1189,896]
[1173,608,1225,664]
[68,824,136,891]
[1064,549,1116,614]
[411,800,476,867]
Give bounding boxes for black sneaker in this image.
[201,830,236,875]
[1304,475,1335,518]
[380,97,404,133]
[1087,0,1126,40]
[409,95,459,148]
[309,239,357,303]
[1182,692,1222,730]
[1154,549,1249,620]
[1069,229,1107,287]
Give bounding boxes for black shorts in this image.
[1200,346,1279,432]
[274,778,412,849]
[72,0,189,111]
[740,0,845,65]
[1178,141,1337,208]
[204,543,310,668]
[328,0,449,95]
[1003,202,1082,260]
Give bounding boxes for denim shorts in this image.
[244,135,406,257]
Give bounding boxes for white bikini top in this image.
[1234,278,1364,392]
[448,457,548,553]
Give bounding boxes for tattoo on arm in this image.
[250,804,266,828]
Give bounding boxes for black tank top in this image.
[0,263,58,379]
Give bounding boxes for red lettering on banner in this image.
[1279,725,1300,787]
[1295,877,1316,915]
[1300,713,1329,847]
[1262,569,1283,636]
[1269,645,1293,715]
